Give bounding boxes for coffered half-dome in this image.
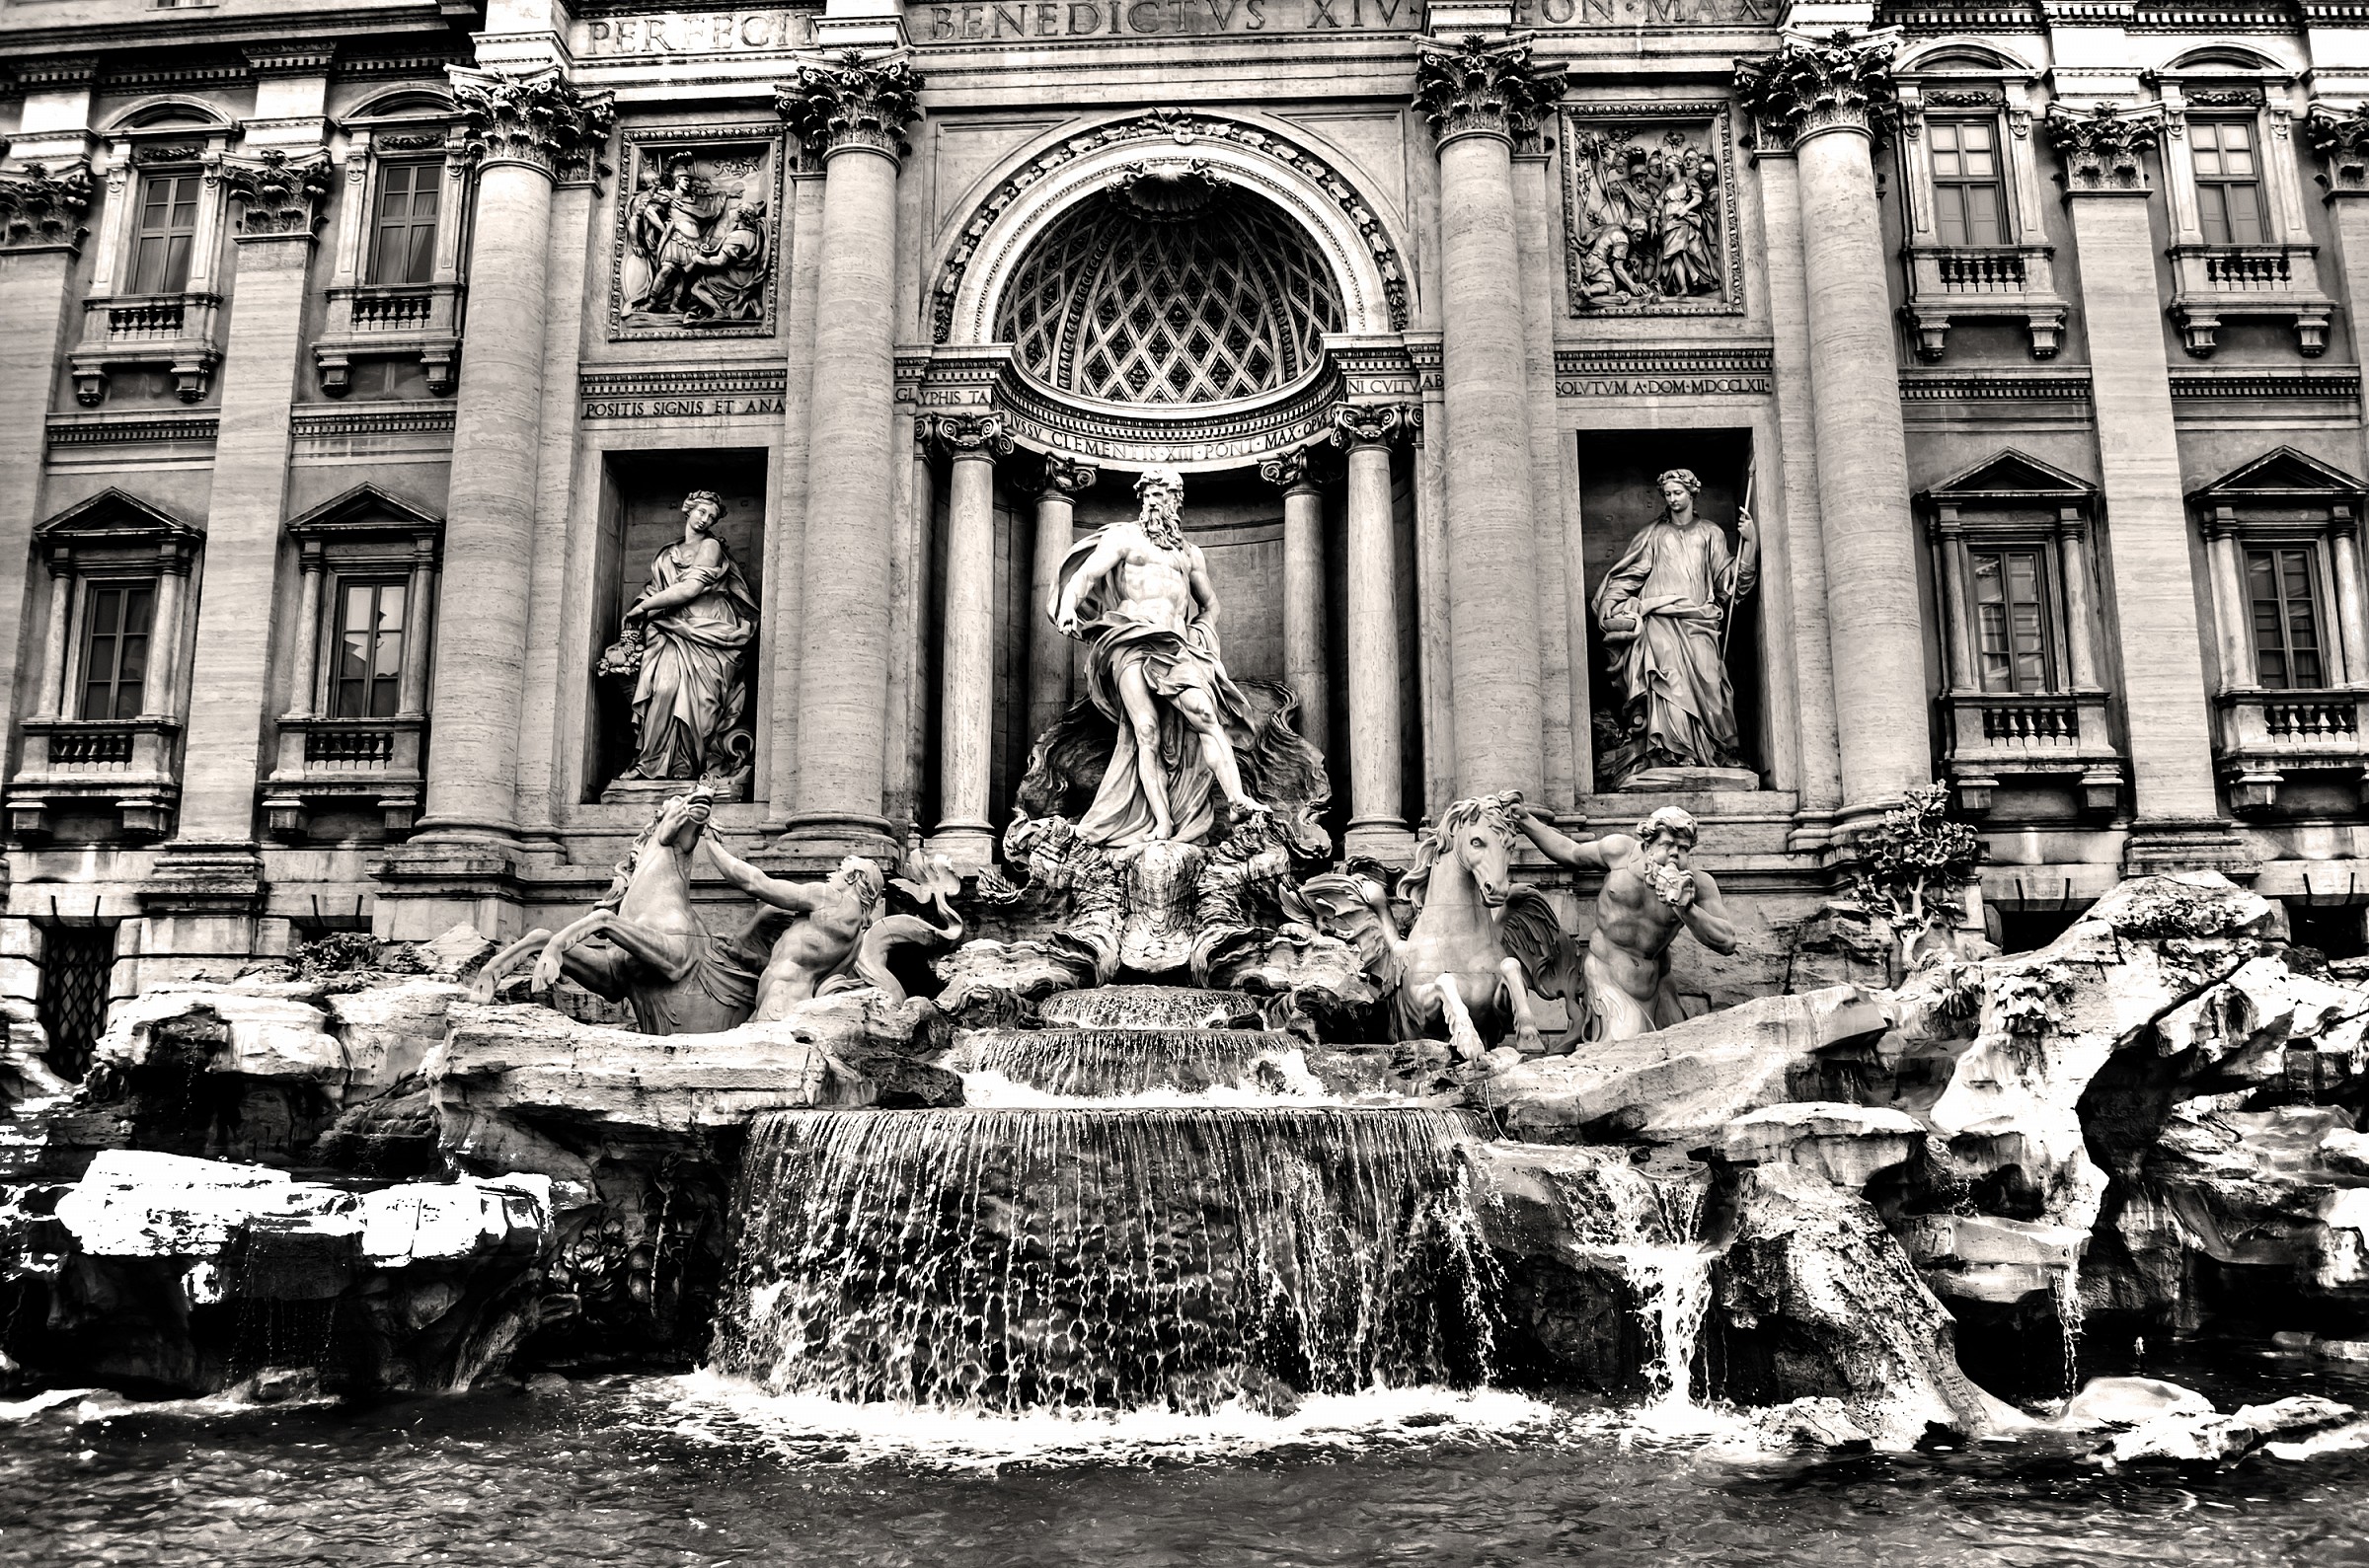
[995,172,1346,407]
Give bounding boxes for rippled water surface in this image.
[7,1349,2369,1568]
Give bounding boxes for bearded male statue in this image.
[1052,467,1271,848]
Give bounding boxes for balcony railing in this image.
[6,718,182,838]
[2169,243,2332,357]
[1941,689,2123,814]
[315,282,464,397]
[69,293,223,405]
[265,714,426,837]
[1902,243,2067,361]
[2214,687,2369,812]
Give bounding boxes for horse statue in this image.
[473,785,763,1034]
[1287,791,1584,1061]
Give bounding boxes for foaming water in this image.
[650,1371,1565,1470]
[711,1106,1502,1411]
[1038,986,1265,1031]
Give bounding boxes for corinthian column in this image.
[1735,34,1929,832]
[924,412,1009,870]
[776,50,924,859]
[1333,403,1420,862]
[1029,454,1096,745]
[1414,36,1563,800]
[1258,444,1330,749]
[414,69,612,843]
[2044,103,2238,869]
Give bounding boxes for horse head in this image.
[1400,791,1521,912]
[596,785,713,929]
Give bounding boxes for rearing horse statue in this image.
[473,787,760,1034]
[1290,792,1584,1061]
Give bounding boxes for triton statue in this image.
[1513,801,1739,1041]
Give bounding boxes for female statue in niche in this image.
[610,488,758,786]
[1592,467,1758,784]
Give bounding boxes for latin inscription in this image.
[1556,375,1769,398]
[576,11,817,55]
[582,395,788,419]
[914,0,1771,38]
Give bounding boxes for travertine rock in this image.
[1497,985,1889,1144]
[1706,1162,1995,1448]
[1718,1102,1922,1190]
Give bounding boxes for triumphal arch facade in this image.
[10,0,2369,1050]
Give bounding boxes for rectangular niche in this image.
[589,449,769,802]
[1561,101,1744,318]
[608,123,785,341]
[1576,429,1763,791]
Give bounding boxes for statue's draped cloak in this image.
[1056,523,1261,849]
[1592,515,1755,772]
[629,535,758,780]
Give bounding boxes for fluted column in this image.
[1737,34,1929,830]
[414,69,612,843]
[175,141,335,843]
[0,161,94,748]
[776,51,923,859]
[2331,508,2369,687]
[1259,445,1330,748]
[1333,403,1419,862]
[924,412,1008,869]
[1029,454,1096,745]
[2046,102,2233,863]
[1414,37,1562,800]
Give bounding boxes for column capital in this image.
[777,48,925,164]
[2307,103,2369,193]
[922,411,1011,461]
[1259,443,1326,494]
[1413,35,1565,150]
[2044,103,2164,194]
[1331,401,1422,451]
[223,149,333,239]
[1035,452,1099,500]
[1733,29,1901,150]
[449,66,616,180]
[0,160,95,253]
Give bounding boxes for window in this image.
[78,580,154,720]
[333,578,406,718]
[1929,119,2008,247]
[2191,118,2268,246]
[1968,547,2055,693]
[368,162,441,286]
[129,172,200,295]
[35,922,119,1082]
[2246,545,2325,689]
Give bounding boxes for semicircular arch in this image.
[933,108,1412,348]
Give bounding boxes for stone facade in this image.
[9,0,2369,1041]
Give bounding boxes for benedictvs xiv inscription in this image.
[916,0,1770,38]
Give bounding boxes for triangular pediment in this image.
[283,482,443,540]
[33,486,198,544]
[1924,448,2096,503]
[2190,446,2367,504]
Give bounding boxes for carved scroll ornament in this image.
[1413,35,1567,148]
[0,160,95,251]
[2045,103,2163,193]
[1733,31,1902,149]
[451,68,617,179]
[775,49,925,162]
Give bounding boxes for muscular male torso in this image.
[1587,852,1691,999]
[750,887,873,1017]
[1106,527,1201,635]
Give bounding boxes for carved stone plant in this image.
[774,50,926,159]
[453,69,618,178]
[225,150,333,237]
[2306,104,2369,192]
[2045,104,2162,193]
[0,160,95,250]
[1733,31,1901,148]
[1412,35,1565,145]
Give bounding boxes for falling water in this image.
[712,1105,1502,1413]
[947,1028,1324,1100]
[1038,986,1267,1032]
[1551,1153,1717,1411]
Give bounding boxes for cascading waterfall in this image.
[947,1027,1324,1101]
[1558,1154,1717,1410]
[711,1104,1503,1413]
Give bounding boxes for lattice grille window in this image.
[998,189,1344,406]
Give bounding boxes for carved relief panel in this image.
[1560,103,1743,317]
[608,125,784,339]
